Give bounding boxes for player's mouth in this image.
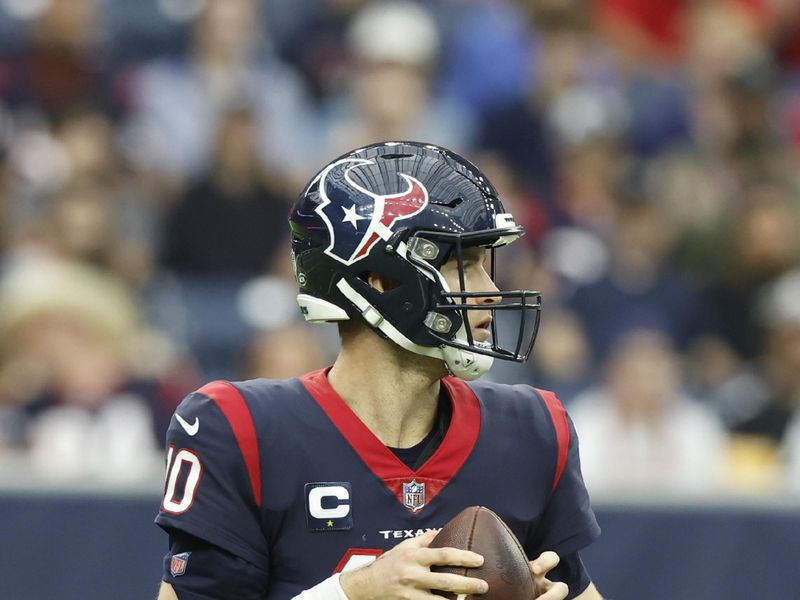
[473,317,493,344]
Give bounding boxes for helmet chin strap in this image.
[335,278,493,380]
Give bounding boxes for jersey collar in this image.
[299,367,481,513]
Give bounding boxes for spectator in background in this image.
[594,0,687,66]
[702,268,800,494]
[0,0,112,119]
[0,99,197,374]
[154,102,296,381]
[439,0,532,117]
[688,6,779,180]
[708,183,800,360]
[321,1,475,157]
[117,0,316,380]
[161,105,290,277]
[122,0,314,189]
[554,138,624,235]
[3,106,159,290]
[278,0,369,105]
[46,179,117,265]
[770,0,800,71]
[733,271,800,469]
[567,200,713,359]
[570,329,728,495]
[240,324,330,381]
[477,1,626,219]
[0,101,13,250]
[12,108,129,270]
[0,257,193,482]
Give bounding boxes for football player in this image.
[155,142,603,600]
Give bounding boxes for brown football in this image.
[429,506,535,600]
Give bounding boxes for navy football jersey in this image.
[156,368,600,599]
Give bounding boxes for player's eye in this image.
[461,248,485,264]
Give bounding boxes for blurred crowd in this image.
[0,0,798,498]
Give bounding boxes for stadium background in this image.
[0,0,798,598]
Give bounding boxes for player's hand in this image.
[339,530,489,600]
[530,551,568,600]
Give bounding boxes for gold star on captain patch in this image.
[327,520,334,527]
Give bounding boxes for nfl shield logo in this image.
[403,479,426,513]
[170,552,190,577]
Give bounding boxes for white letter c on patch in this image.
[308,485,350,519]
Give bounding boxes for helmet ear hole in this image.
[365,271,401,293]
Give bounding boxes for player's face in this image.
[439,246,500,343]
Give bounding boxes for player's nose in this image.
[476,268,501,305]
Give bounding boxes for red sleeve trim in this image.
[537,389,570,492]
[198,381,262,508]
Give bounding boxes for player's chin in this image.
[471,327,493,346]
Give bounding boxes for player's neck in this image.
[329,330,446,449]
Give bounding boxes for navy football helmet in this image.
[289,142,541,379]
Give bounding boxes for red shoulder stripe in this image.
[198,381,262,508]
[537,389,570,492]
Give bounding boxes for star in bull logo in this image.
[403,479,426,513]
[314,158,429,265]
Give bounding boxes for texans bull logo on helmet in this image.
[315,158,429,265]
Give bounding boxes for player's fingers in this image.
[534,581,568,600]
[530,551,560,576]
[407,529,439,548]
[420,571,489,596]
[382,530,438,559]
[417,546,484,568]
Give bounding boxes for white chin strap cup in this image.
[326,279,494,381]
[441,344,493,381]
